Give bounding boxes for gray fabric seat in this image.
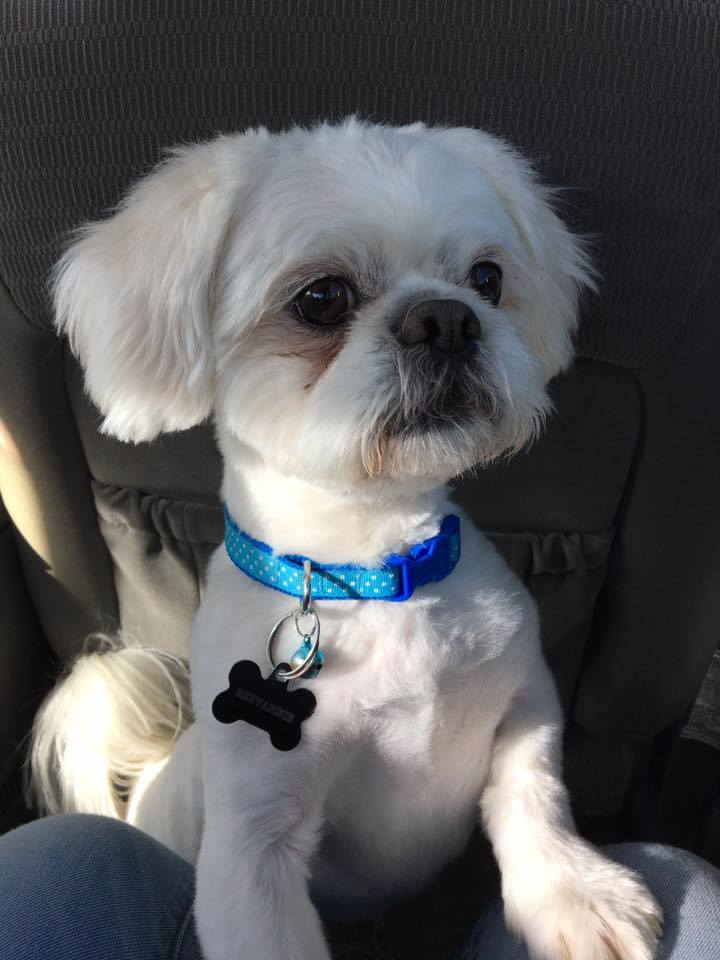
[1,0,719,921]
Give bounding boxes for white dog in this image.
[30,120,662,960]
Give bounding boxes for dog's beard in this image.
[392,343,501,432]
[357,345,537,482]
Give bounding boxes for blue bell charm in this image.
[290,635,324,680]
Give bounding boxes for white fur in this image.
[34,120,661,960]
[28,634,192,818]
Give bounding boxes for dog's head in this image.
[55,120,592,490]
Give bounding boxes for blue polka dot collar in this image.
[224,506,461,602]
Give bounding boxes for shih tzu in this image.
[30,119,662,960]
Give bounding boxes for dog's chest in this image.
[327,669,500,807]
[297,589,519,906]
[312,666,503,908]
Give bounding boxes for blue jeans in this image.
[2,815,719,959]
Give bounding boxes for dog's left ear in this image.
[53,132,268,442]
[426,127,595,379]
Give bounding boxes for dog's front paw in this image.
[505,851,662,960]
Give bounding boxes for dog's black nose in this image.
[396,299,481,357]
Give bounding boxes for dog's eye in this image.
[469,262,502,306]
[295,278,355,326]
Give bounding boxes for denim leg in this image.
[460,843,720,960]
[4,822,719,960]
[0,814,202,960]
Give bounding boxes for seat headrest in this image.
[1,2,717,368]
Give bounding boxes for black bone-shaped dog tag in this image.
[212,660,316,751]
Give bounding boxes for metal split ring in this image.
[266,607,321,681]
[294,608,318,638]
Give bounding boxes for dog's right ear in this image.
[53,132,268,442]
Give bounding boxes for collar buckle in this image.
[384,515,461,601]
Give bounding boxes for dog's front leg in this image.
[195,736,332,960]
[481,662,662,960]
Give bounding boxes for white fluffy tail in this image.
[27,634,193,819]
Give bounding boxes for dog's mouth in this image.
[383,344,501,437]
[358,347,503,479]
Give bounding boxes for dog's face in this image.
[55,120,592,490]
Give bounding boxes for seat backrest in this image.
[1,1,719,823]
